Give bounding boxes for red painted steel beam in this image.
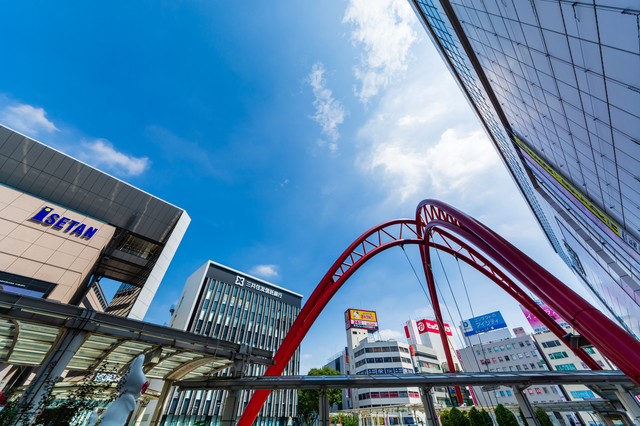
[417,199,640,383]
[237,199,640,426]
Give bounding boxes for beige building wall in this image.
[0,184,115,303]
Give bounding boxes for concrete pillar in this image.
[12,327,88,426]
[319,389,330,426]
[371,413,375,426]
[149,380,174,426]
[384,410,390,426]
[130,400,149,426]
[221,389,240,426]
[420,387,439,426]
[511,386,541,426]
[399,408,405,426]
[614,385,640,426]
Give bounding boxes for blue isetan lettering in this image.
[31,206,54,222]
[44,214,60,225]
[71,224,86,236]
[66,220,79,232]
[53,217,70,229]
[83,227,98,239]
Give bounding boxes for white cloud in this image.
[343,0,418,105]
[1,104,58,136]
[250,264,279,279]
[308,63,347,145]
[302,354,313,359]
[80,139,150,176]
[378,328,404,340]
[356,65,499,203]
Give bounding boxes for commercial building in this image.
[457,330,557,406]
[409,0,640,339]
[404,318,462,372]
[0,125,189,319]
[149,261,303,426]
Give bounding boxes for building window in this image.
[506,390,512,396]
[500,391,505,397]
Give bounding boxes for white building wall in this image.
[129,211,191,320]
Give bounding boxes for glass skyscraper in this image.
[157,261,302,426]
[408,0,640,337]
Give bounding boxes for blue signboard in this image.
[462,311,507,336]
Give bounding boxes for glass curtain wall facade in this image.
[409,0,640,338]
[161,262,302,426]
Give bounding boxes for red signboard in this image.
[416,319,453,336]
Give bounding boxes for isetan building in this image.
[0,125,190,319]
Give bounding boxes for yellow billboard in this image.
[345,309,378,331]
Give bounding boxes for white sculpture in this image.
[88,354,149,426]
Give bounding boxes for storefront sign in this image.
[416,319,453,336]
[520,301,569,333]
[30,206,98,239]
[345,309,379,331]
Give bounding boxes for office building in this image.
[409,0,640,338]
[0,125,189,319]
[457,330,556,405]
[151,261,303,426]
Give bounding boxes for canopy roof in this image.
[0,292,272,383]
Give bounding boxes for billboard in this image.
[461,311,507,336]
[345,309,379,331]
[406,319,453,336]
[520,300,568,333]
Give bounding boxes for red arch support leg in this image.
[236,200,640,426]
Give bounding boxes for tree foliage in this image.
[440,409,451,426]
[469,407,488,426]
[535,409,553,426]
[449,407,470,426]
[297,367,343,426]
[481,409,494,426]
[332,412,360,426]
[495,404,519,426]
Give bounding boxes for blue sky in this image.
[0,0,597,374]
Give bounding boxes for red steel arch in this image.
[237,199,640,426]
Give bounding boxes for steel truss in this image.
[237,199,640,426]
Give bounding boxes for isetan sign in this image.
[30,206,99,239]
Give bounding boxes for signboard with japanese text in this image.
[415,319,453,336]
[345,309,379,331]
[461,311,507,336]
[520,301,569,333]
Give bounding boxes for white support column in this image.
[399,408,405,426]
[319,389,330,426]
[614,385,640,426]
[149,380,174,426]
[511,386,541,426]
[221,389,240,426]
[420,387,439,426]
[13,327,88,426]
